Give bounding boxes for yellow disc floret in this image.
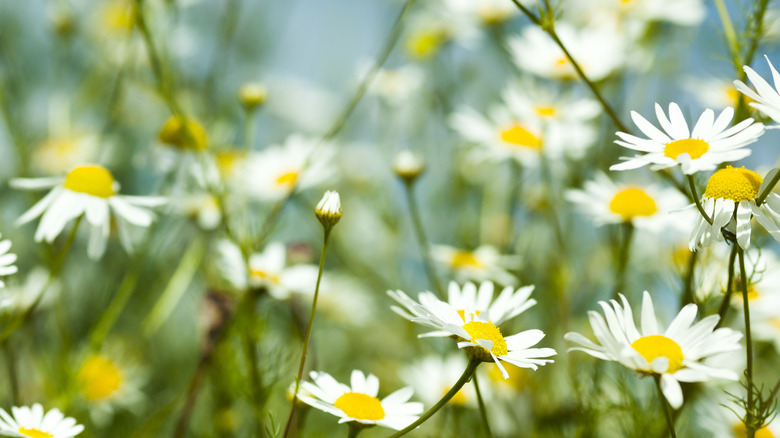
[609,188,658,221]
[275,171,299,188]
[451,250,482,268]
[664,138,709,160]
[631,335,684,373]
[78,355,123,400]
[463,321,508,358]
[158,115,208,150]
[19,428,53,438]
[704,166,762,202]
[63,165,116,198]
[500,124,543,150]
[734,423,775,438]
[334,392,385,421]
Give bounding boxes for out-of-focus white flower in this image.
[363,63,424,106]
[508,23,626,81]
[0,267,59,312]
[685,77,745,110]
[610,103,764,175]
[0,403,84,438]
[431,246,521,286]
[392,150,425,182]
[735,55,780,125]
[76,352,146,425]
[401,355,477,407]
[442,0,519,27]
[572,0,705,28]
[0,234,18,288]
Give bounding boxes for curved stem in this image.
[283,228,332,438]
[738,247,756,437]
[716,245,739,329]
[385,359,480,438]
[654,375,678,438]
[687,175,712,225]
[403,181,444,299]
[473,373,494,438]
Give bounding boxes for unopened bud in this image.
[315,190,342,228]
[158,115,208,151]
[393,150,424,182]
[238,82,268,111]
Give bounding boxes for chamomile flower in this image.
[0,404,84,438]
[297,370,423,430]
[388,286,555,379]
[401,355,477,407]
[610,103,764,175]
[76,353,145,425]
[564,291,742,408]
[565,172,690,232]
[689,166,780,250]
[442,0,519,27]
[0,234,18,288]
[11,164,166,259]
[734,55,780,125]
[431,246,521,285]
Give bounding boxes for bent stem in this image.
[282,227,332,438]
[403,181,445,299]
[687,175,712,225]
[473,373,494,438]
[738,247,756,436]
[385,358,480,438]
[715,245,739,329]
[654,376,678,438]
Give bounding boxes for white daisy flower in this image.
[508,23,626,81]
[236,134,335,202]
[0,234,18,288]
[401,355,478,407]
[388,285,555,379]
[76,353,146,425]
[297,370,423,430]
[577,0,705,27]
[431,247,521,286]
[564,291,742,408]
[361,63,424,106]
[565,172,691,232]
[11,164,166,259]
[610,103,764,175]
[0,267,59,312]
[734,55,780,125]
[442,0,519,27]
[0,403,84,438]
[689,166,780,250]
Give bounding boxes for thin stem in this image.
[3,342,18,405]
[89,263,142,350]
[713,0,739,66]
[473,373,494,438]
[509,0,540,25]
[680,250,698,307]
[347,424,363,438]
[283,227,332,438]
[613,222,634,299]
[738,247,756,437]
[716,245,739,329]
[241,290,265,437]
[654,375,678,438]
[204,0,241,110]
[756,169,780,205]
[403,181,445,299]
[243,109,256,151]
[385,358,480,438]
[687,175,712,225]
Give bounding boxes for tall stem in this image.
[613,222,634,299]
[3,342,18,405]
[473,373,494,438]
[283,228,332,438]
[654,376,678,438]
[738,247,756,437]
[385,359,480,438]
[403,181,444,298]
[716,245,739,329]
[687,175,712,225]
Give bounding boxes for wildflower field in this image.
[1,0,780,437]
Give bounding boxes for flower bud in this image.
[315,190,342,228]
[392,150,424,183]
[238,82,268,111]
[158,115,208,151]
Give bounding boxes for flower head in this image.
[158,115,208,150]
[610,103,764,175]
[238,82,267,111]
[297,370,423,430]
[315,191,342,228]
[734,55,780,125]
[430,247,521,286]
[565,291,742,408]
[0,404,84,438]
[392,150,425,182]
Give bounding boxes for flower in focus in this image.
[610,103,764,175]
[297,370,423,430]
[388,284,555,378]
[11,164,166,259]
[564,291,742,408]
[689,166,780,250]
[0,234,18,288]
[0,403,84,438]
[401,355,477,407]
[566,172,690,232]
[734,55,780,125]
[430,246,521,286]
[315,190,342,228]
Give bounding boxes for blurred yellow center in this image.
[249,269,280,285]
[500,124,542,149]
[19,428,52,438]
[663,138,709,160]
[704,166,762,202]
[734,422,774,438]
[609,188,658,221]
[158,116,208,150]
[102,1,136,32]
[275,171,299,187]
[406,30,443,59]
[463,321,508,356]
[478,7,511,25]
[64,165,116,198]
[334,392,385,421]
[78,355,123,400]
[451,250,482,268]
[216,151,245,176]
[631,335,683,373]
[534,105,557,118]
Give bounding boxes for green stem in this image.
[716,245,739,329]
[89,262,142,350]
[241,290,264,437]
[347,424,363,438]
[204,0,241,110]
[403,181,444,299]
[687,175,712,225]
[713,0,739,66]
[756,169,780,206]
[283,227,332,438]
[654,375,678,438]
[473,373,494,438]
[680,250,698,307]
[613,222,634,299]
[3,342,18,405]
[385,358,479,438]
[243,108,256,151]
[738,247,756,437]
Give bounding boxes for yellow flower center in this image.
[333,392,385,421]
[534,105,557,118]
[19,428,53,438]
[608,188,658,221]
[704,166,762,202]
[63,165,116,198]
[478,7,512,25]
[734,422,775,438]
[499,124,543,150]
[456,309,482,321]
[663,138,709,160]
[249,269,280,285]
[158,116,208,150]
[216,151,245,176]
[406,30,444,59]
[102,0,137,32]
[275,171,299,188]
[462,321,508,357]
[450,250,482,268]
[78,355,123,400]
[631,335,684,373]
